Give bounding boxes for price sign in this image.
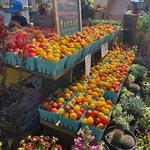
[101,43,109,58]
[54,0,82,36]
[85,53,91,76]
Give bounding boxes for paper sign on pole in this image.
[85,53,91,76]
[101,43,109,58]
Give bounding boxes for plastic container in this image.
[25,57,37,71]
[36,57,67,76]
[65,48,83,69]
[104,126,136,150]
[82,43,94,58]
[81,122,105,141]
[58,105,86,132]
[38,108,59,124]
[103,90,118,104]
[50,90,76,103]
[59,115,81,132]
[4,52,21,66]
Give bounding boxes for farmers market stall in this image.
[0,1,150,150]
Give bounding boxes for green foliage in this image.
[136,134,150,150]
[120,87,134,99]
[120,97,145,118]
[139,107,150,131]
[142,77,150,90]
[112,104,134,130]
[127,74,136,82]
[112,104,122,119]
[136,13,149,45]
[137,13,148,32]
[130,64,146,78]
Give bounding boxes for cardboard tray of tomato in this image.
[4,52,21,66]
[49,88,76,102]
[4,52,38,71]
[36,56,67,76]
[38,101,63,124]
[80,110,110,141]
[81,94,115,141]
[38,107,60,124]
[58,104,87,132]
[103,90,118,104]
[69,90,104,110]
[38,92,77,124]
[65,48,83,69]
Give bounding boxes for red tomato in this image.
[92,110,99,118]
[77,111,83,119]
[95,117,101,125]
[43,102,49,109]
[80,108,85,113]
[53,102,59,109]
[51,108,57,112]
[57,102,62,108]
[106,100,113,105]
[79,102,82,105]
[86,110,92,117]
[100,116,110,125]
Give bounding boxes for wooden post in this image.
[123,14,137,45]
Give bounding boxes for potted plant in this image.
[120,87,134,100]
[126,74,140,94]
[104,121,136,150]
[138,106,150,133]
[112,104,134,130]
[120,96,146,132]
[18,135,63,150]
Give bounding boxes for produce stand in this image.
[1,1,149,149]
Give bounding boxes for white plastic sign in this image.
[85,53,91,76]
[101,43,109,58]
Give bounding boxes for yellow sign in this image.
[0,67,31,86]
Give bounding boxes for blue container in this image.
[81,122,105,141]
[82,43,94,58]
[103,90,118,104]
[97,37,105,47]
[58,104,85,132]
[59,115,81,132]
[36,57,67,76]
[4,52,21,66]
[25,57,37,71]
[65,48,83,69]
[38,108,59,123]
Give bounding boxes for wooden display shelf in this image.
[6,57,85,81]
[40,120,78,138]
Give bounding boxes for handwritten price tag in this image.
[85,53,91,76]
[101,43,108,58]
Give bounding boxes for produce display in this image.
[0,3,149,149]
[5,24,119,61]
[39,44,135,141]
